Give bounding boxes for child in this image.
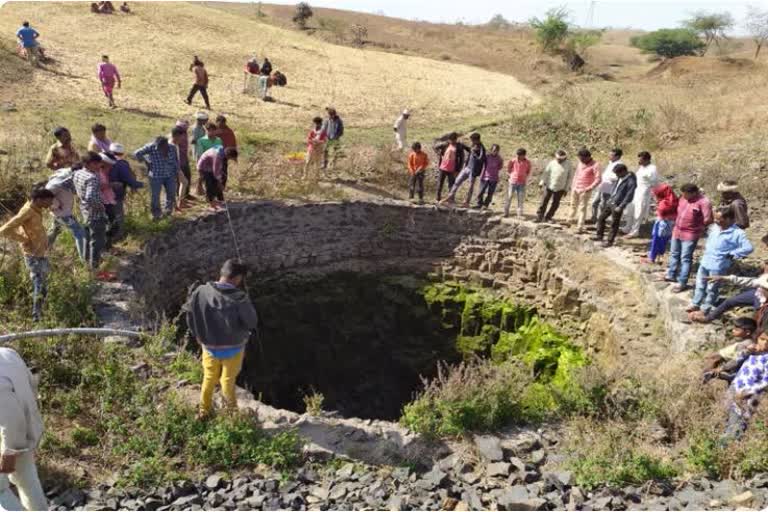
[476,144,502,209]
[504,148,531,217]
[687,207,753,315]
[646,184,678,264]
[722,332,768,441]
[303,117,327,179]
[703,317,757,383]
[407,142,429,202]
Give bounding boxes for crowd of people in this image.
[0,112,241,322]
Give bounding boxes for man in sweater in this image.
[536,150,573,223]
[593,163,636,247]
[687,207,753,315]
[590,148,622,224]
[665,183,714,293]
[718,181,750,230]
[568,148,601,232]
[0,347,47,511]
[322,107,344,170]
[74,152,109,270]
[0,187,55,321]
[45,165,86,260]
[183,259,259,417]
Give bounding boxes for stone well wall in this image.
[129,200,718,361]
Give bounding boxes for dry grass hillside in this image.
[0,1,534,139]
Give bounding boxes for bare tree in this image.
[745,5,768,59]
[350,24,368,47]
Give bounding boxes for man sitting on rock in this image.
[183,259,259,418]
[702,317,757,383]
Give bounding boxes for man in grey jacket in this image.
[183,259,259,417]
[322,107,344,170]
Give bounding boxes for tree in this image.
[745,5,768,59]
[350,24,368,47]
[683,11,733,55]
[487,14,511,30]
[292,2,313,30]
[530,8,570,53]
[630,28,705,59]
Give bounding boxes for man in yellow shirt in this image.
[0,188,56,322]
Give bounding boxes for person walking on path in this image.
[183,259,259,418]
[0,347,47,511]
[74,152,109,271]
[477,144,503,210]
[434,133,468,202]
[503,148,531,218]
[198,146,238,211]
[322,107,344,170]
[590,148,622,224]
[303,117,327,179]
[45,166,86,261]
[133,135,181,220]
[97,55,121,108]
[172,120,192,208]
[664,183,714,293]
[407,142,429,202]
[646,183,678,264]
[623,151,658,238]
[536,150,573,223]
[718,181,750,230]
[87,123,112,153]
[0,187,55,321]
[568,148,601,232]
[687,207,753,315]
[393,110,409,150]
[593,163,636,248]
[186,56,210,110]
[46,127,80,170]
[107,143,143,244]
[440,133,486,207]
[215,115,237,190]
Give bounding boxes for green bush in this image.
[572,449,678,489]
[686,431,724,478]
[631,29,705,58]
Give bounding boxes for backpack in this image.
[272,71,287,87]
[46,167,75,192]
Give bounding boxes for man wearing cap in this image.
[107,143,144,244]
[394,109,410,151]
[322,107,344,170]
[73,152,109,270]
[718,180,749,230]
[45,127,80,170]
[45,164,86,261]
[0,347,47,511]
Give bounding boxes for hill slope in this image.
[0,1,535,141]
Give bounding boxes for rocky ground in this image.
[45,428,766,511]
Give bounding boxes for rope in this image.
[0,328,142,344]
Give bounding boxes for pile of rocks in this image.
[49,429,768,511]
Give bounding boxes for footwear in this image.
[685,305,700,313]
[601,240,614,248]
[689,311,710,324]
[655,276,676,283]
[96,271,118,281]
[184,99,191,105]
[592,236,603,242]
[534,217,543,223]
[671,284,688,293]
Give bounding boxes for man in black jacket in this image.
[593,163,636,247]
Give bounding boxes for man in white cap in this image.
[191,112,209,196]
[718,180,749,229]
[393,109,410,151]
[0,347,47,511]
[106,142,144,244]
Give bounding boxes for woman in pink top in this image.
[504,148,531,218]
[98,55,121,108]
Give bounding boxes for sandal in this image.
[671,284,688,293]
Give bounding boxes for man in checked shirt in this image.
[73,152,109,270]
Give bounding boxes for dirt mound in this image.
[647,55,759,80]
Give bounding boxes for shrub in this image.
[530,8,570,54]
[303,391,325,416]
[631,29,705,58]
[292,2,313,30]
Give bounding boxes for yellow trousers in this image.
[200,349,244,414]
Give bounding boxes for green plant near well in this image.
[303,391,326,416]
[571,449,678,490]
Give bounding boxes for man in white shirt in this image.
[590,148,622,224]
[0,348,47,511]
[623,150,658,238]
[393,109,410,150]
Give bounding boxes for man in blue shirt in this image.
[688,207,754,315]
[133,130,184,220]
[16,21,39,49]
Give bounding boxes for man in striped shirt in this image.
[73,152,108,269]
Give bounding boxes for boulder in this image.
[487,462,512,478]
[729,491,755,508]
[474,434,504,462]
